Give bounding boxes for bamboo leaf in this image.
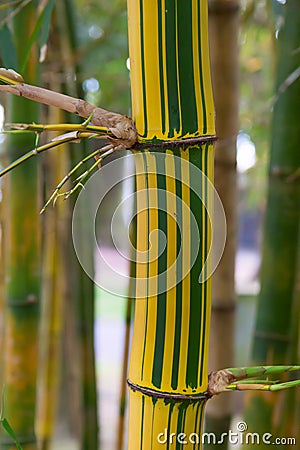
[19,1,55,73]
[0,418,23,450]
[38,0,55,48]
[0,25,18,70]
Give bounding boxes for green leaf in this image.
[19,0,55,73]
[0,24,18,70]
[0,418,23,450]
[38,0,55,48]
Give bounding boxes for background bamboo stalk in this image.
[0,2,40,449]
[56,2,99,448]
[116,211,137,450]
[35,105,69,450]
[243,0,300,445]
[205,1,239,447]
[276,269,300,440]
[116,297,132,450]
[0,158,5,390]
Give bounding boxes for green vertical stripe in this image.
[165,0,180,137]
[186,147,203,388]
[176,402,188,450]
[166,401,175,450]
[171,151,183,390]
[177,1,198,135]
[157,0,166,134]
[199,143,210,385]
[194,402,203,450]
[152,153,167,388]
[139,0,148,137]
[197,3,207,134]
[141,153,149,379]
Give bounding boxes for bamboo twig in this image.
[0,131,97,178]
[208,365,300,395]
[5,122,113,136]
[40,144,115,213]
[226,379,300,392]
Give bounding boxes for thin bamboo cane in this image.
[0,2,40,449]
[116,206,137,450]
[56,2,99,448]
[116,297,132,450]
[126,1,216,448]
[0,159,5,390]
[0,73,7,381]
[35,104,69,450]
[243,0,300,445]
[276,272,300,440]
[205,1,239,447]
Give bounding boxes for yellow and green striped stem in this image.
[127,0,215,142]
[127,1,216,448]
[129,146,214,393]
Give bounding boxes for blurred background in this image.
[0,0,299,449]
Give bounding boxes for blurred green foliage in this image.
[239,0,276,208]
[74,0,130,113]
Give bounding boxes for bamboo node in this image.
[127,380,208,402]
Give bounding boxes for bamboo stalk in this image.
[126,1,216,448]
[35,105,69,450]
[56,1,99,448]
[116,297,132,450]
[0,160,5,390]
[0,2,40,449]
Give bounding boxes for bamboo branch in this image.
[0,68,137,147]
[208,365,300,395]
